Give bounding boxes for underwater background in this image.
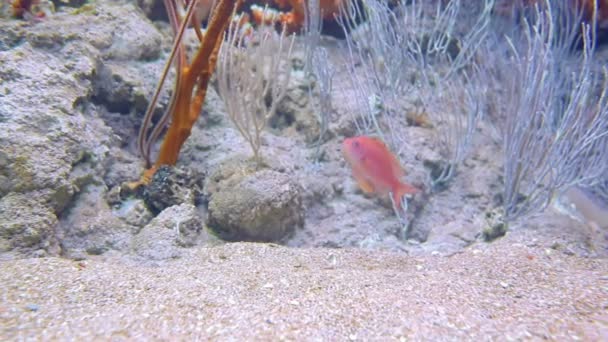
[0,0,607,339]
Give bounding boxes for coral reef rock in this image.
[0,193,60,259]
[59,185,137,258]
[114,198,154,228]
[207,167,304,242]
[131,203,210,261]
[271,65,322,144]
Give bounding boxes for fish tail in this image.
[393,182,421,210]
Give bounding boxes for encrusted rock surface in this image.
[58,185,137,258]
[271,60,322,144]
[131,203,211,261]
[0,193,59,259]
[0,1,169,258]
[142,166,205,214]
[207,164,304,242]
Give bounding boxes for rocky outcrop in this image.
[0,1,165,258]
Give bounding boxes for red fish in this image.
[342,136,421,209]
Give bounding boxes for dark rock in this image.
[143,165,205,213]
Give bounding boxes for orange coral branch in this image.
[154,0,239,167]
[190,35,225,121]
[130,0,240,188]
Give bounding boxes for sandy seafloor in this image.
[1,241,607,340]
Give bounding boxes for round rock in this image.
[207,169,304,242]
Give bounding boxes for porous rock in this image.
[22,2,162,61]
[207,167,304,242]
[271,65,322,144]
[0,193,60,259]
[93,61,155,115]
[114,198,154,228]
[131,203,209,261]
[103,147,143,189]
[0,0,168,259]
[142,165,205,213]
[199,87,227,127]
[59,185,137,257]
[0,42,109,210]
[0,21,26,51]
[0,21,106,259]
[137,0,168,21]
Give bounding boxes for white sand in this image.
[1,241,607,340]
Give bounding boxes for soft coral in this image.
[496,0,608,25]
[252,0,345,32]
[10,0,52,19]
[132,0,241,187]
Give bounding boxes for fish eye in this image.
[352,140,360,148]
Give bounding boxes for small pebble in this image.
[327,254,337,267]
[25,304,39,312]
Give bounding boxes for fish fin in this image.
[392,182,421,210]
[356,176,376,194]
[352,169,376,193]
